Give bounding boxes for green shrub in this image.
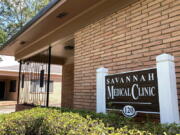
[0,107,179,135]
[51,107,180,135]
[0,108,48,135]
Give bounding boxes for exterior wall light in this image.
[64,45,74,50]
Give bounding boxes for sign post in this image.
[96,54,180,124]
[96,67,108,113]
[156,54,180,124]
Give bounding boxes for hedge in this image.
[0,107,179,135]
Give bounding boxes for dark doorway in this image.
[0,81,5,100]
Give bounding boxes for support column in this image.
[61,63,74,108]
[46,46,51,107]
[96,67,108,113]
[17,60,22,104]
[156,54,180,124]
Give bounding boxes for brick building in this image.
[0,0,179,117]
[0,57,62,108]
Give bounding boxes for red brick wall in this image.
[61,64,74,108]
[74,0,180,111]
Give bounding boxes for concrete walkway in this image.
[0,101,16,114]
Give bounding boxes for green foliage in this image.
[0,28,7,46]
[0,107,179,135]
[0,0,51,44]
[55,107,180,135]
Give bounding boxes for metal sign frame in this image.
[105,68,160,117]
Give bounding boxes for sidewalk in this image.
[0,101,16,114]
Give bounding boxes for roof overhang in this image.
[0,70,18,78]
[0,0,138,61]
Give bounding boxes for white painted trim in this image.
[96,67,108,113]
[0,69,18,72]
[156,53,180,124]
[0,69,61,75]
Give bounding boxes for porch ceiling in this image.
[0,0,100,59]
[0,0,138,61]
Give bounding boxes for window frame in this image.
[30,79,54,93]
[9,80,17,92]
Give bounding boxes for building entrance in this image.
[0,81,5,100]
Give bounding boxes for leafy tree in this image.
[0,28,7,46]
[0,0,50,45]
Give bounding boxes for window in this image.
[30,80,53,93]
[9,80,16,92]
